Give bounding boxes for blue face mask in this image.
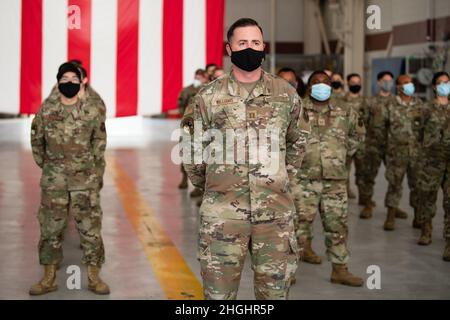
[311,83,332,101]
[436,82,450,97]
[402,82,415,96]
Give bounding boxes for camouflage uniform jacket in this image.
[385,95,424,156]
[297,97,365,180]
[343,93,369,126]
[181,70,311,222]
[365,95,392,145]
[422,100,450,156]
[31,95,107,191]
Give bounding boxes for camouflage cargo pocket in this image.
[89,191,100,208]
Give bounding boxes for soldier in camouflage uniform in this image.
[342,73,368,201]
[181,18,310,300]
[293,71,365,286]
[416,71,450,261]
[177,69,208,203]
[383,74,425,231]
[358,71,394,219]
[29,63,109,295]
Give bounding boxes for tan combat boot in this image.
[190,188,203,198]
[384,207,396,231]
[418,221,432,245]
[359,203,374,219]
[29,265,58,295]
[394,207,408,219]
[330,264,363,287]
[301,239,322,264]
[87,265,110,295]
[358,198,375,207]
[347,181,356,199]
[443,240,450,262]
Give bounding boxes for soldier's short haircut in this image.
[431,71,450,85]
[195,69,206,76]
[277,67,297,76]
[346,73,361,82]
[395,74,410,85]
[377,71,394,80]
[307,70,330,87]
[227,18,263,42]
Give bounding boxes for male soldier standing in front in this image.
[359,71,394,219]
[29,63,109,295]
[181,18,310,300]
[293,71,365,286]
[383,74,425,230]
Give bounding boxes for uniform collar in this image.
[304,96,334,113]
[395,95,418,106]
[227,69,272,99]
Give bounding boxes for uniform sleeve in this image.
[177,89,188,115]
[417,99,426,144]
[181,94,209,190]
[92,100,107,186]
[30,106,46,168]
[347,107,366,157]
[285,94,311,184]
[361,98,370,128]
[422,105,437,148]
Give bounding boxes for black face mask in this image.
[349,84,362,94]
[230,47,265,72]
[58,82,80,98]
[331,81,342,89]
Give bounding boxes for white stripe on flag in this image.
[138,0,163,116]
[91,0,117,118]
[0,0,22,114]
[183,0,206,87]
[42,0,68,100]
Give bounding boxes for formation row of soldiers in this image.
[181,18,450,300]
[326,71,450,251]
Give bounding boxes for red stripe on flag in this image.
[20,0,43,114]
[116,0,139,117]
[206,0,224,67]
[68,0,92,78]
[162,0,183,112]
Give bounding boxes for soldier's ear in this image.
[225,43,232,57]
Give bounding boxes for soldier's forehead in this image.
[61,72,79,78]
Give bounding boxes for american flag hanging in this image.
[0,0,225,117]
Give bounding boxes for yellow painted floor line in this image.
[107,155,204,300]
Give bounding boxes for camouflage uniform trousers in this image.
[198,215,298,300]
[356,138,386,204]
[417,151,450,239]
[38,188,105,266]
[384,146,421,210]
[294,179,349,264]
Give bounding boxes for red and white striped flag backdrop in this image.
[0,0,224,117]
